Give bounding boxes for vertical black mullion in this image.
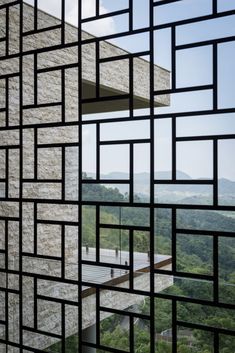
[213,139,218,206]
[78,0,83,352]
[61,68,66,123]
[172,299,177,353]
[34,128,37,180]
[213,0,217,15]
[5,77,9,127]
[130,316,134,353]
[96,289,100,348]
[172,117,176,181]
[96,205,100,263]
[149,1,155,353]
[171,26,176,91]
[172,209,177,351]
[62,146,65,201]
[61,303,66,353]
[129,0,133,31]
[213,44,218,111]
[96,123,100,181]
[34,277,37,330]
[34,0,38,31]
[34,202,37,255]
[96,42,100,99]
[19,1,23,352]
[213,234,219,303]
[61,0,65,45]
[96,0,99,17]
[129,229,134,290]
[129,143,133,204]
[61,224,65,279]
[5,149,8,199]
[214,332,219,353]
[5,220,8,345]
[5,6,9,56]
[172,207,176,273]
[34,53,37,106]
[129,57,134,119]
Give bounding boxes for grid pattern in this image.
[0,0,234,353]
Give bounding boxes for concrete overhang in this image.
[1,2,170,114]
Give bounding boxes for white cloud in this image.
[25,0,116,36]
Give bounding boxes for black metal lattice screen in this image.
[0,0,234,352]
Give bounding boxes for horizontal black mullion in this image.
[0,41,77,61]
[82,342,126,353]
[19,40,79,58]
[82,200,235,210]
[82,179,130,184]
[0,72,20,80]
[18,271,79,284]
[81,26,150,45]
[82,260,130,270]
[99,50,150,63]
[100,139,150,145]
[154,107,235,119]
[176,228,235,238]
[37,294,79,306]
[0,146,19,150]
[82,94,130,104]
[154,268,214,281]
[99,224,150,231]
[37,62,78,74]
[155,292,235,310]
[154,0,181,5]
[38,143,78,148]
[21,121,79,130]
[153,9,235,30]
[176,35,235,51]
[22,252,62,261]
[155,84,213,95]
[154,179,214,184]
[37,219,78,226]
[23,179,62,183]
[23,24,62,37]
[0,1,19,10]
[176,320,235,336]
[23,102,61,110]
[0,286,19,295]
[81,8,129,23]
[0,198,78,205]
[22,326,62,340]
[0,216,19,221]
[0,339,51,353]
[0,320,5,325]
[81,280,151,297]
[99,306,150,320]
[0,37,6,43]
[82,114,150,125]
[80,201,150,207]
[176,134,235,142]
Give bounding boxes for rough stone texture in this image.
[0,3,171,352]
[0,3,170,119]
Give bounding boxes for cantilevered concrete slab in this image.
[0,2,170,116]
[0,248,172,351]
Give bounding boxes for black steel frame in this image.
[0,0,234,352]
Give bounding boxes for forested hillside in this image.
[50,180,235,353]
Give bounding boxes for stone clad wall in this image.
[0,3,171,352]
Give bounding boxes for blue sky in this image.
[25,0,235,180]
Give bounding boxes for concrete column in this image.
[82,324,96,353]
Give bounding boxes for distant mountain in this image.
[86,171,235,197]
